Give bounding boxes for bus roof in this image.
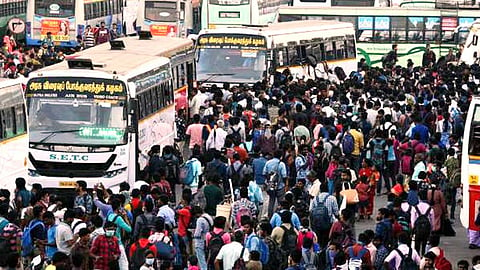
[199,20,354,37]
[38,36,194,76]
[277,5,479,16]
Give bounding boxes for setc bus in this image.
[136,0,194,38]
[0,0,27,37]
[24,36,195,190]
[200,0,291,30]
[0,79,28,194]
[196,20,356,87]
[291,0,390,7]
[277,6,477,66]
[461,96,480,232]
[460,20,480,65]
[26,0,124,47]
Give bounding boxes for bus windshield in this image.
[469,105,480,156]
[145,1,177,22]
[196,34,267,83]
[35,0,75,17]
[25,77,127,146]
[209,0,250,5]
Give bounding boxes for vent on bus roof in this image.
[138,31,152,40]
[110,40,125,50]
[240,24,267,28]
[67,59,94,70]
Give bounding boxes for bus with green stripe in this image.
[276,6,477,66]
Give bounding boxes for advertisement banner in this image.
[41,19,70,41]
[150,24,177,36]
[197,33,267,49]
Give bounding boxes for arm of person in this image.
[115,213,132,233]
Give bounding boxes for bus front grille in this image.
[28,154,117,178]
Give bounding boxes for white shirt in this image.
[384,244,421,270]
[206,127,228,151]
[189,92,209,117]
[157,205,176,228]
[56,222,74,255]
[308,179,321,198]
[216,241,250,270]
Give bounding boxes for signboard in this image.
[219,11,240,18]
[40,19,70,41]
[150,24,177,36]
[8,18,25,34]
[197,34,267,49]
[25,77,127,100]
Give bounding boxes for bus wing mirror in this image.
[128,99,138,115]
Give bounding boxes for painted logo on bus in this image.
[49,154,89,161]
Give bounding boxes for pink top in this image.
[186,123,205,149]
[205,228,231,246]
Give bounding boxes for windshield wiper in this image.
[200,73,235,86]
[39,129,81,143]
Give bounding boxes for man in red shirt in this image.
[233,141,249,163]
[345,233,373,270]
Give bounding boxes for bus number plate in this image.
[469,175,478,185]
[59,181,76,187]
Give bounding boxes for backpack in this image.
[180,159,196,186]
[266,162,282,191]
[280,225,298,253]
[139,214,159,236]
[265,236,284,269]
[235,203,252,227]
[72,220,86,234]
[370,139,385,168]
[280,128,293,149]
[230,164,245,188]
[330,141,342,158]
[207,231,225,266]
[342,132,355,155]
[192,186,207,210]
[233,246,247,270]
[396,248,419,270]
[334,66,347,81]
[155,235,175,260]
[347,247,368,270]
[163,157,178,182]
[131,241,153,269]
[310,195,332,231]
[256,236,270,264]
[21,219,45,257]
[230,127,242,143]
[413,205,432,240]
[0,217,8,232]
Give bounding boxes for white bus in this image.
[200,0,291,30]
[26,0,124,47]
[460,20,480,65]
[136,0,194,38]
[25,36,195,190]
[461,96,480,232]
[196,20,356,86]
[0,79,28,193]
[292,0,390,7]
[277,6,477,66]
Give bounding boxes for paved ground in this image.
[356,195,478,265]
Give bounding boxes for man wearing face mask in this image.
[140,250,156,270]
[90,221,121,270]
[56,209,78,256]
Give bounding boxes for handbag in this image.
[340,182,359,204]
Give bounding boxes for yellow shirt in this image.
[349,129,364,156]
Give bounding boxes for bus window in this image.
[425,17,440,41]
[333,41,345,59]
[374,17,390,41]
[138,95,146,119]
[469,105,480,156]
[287,45,298,65]
[15,104,26,135]
[346,37,356,58]
[391,17,407,41]
[35,0,75,17]
[408,17,425,41]
[145,1,177,22]
[325,40,335,60]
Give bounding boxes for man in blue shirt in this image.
[263,150,288,218]
[270,200,301,230]
[251,147,267,185]
[411,115,430,144]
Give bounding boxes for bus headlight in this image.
[28,169,40,177]
[103,167,127,178]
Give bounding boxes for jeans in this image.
[267,188,286,218]
[119,244,129,270]
[350,154,361,172]
[376,169,388,194]
[328,179,335,195]
[195,246,207,270]
[449,187,457,220]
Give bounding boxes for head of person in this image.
[289,250,302,265]
[52,251,70,267]
[188,256,198,267]
[340,209,353,222]
[429,234,440,248]
[144,250,155,266]
[424,251,437,268]
[43,211,55,226]
[341,170,351,181]
[377,208,389,221]
[306,171,317,183]
[15,177,26,190]
[241,218,254,235]
[78,228,90,244]
[76,180,87,193]
[104,221,116,237]
[280,210,292,224]
[398,232,410,246]
[457,260,469,270]
[63,209,75,225]
[91,215,103,229]
[257,221,272,237]
[233,230,244,243]
[250,250,261,262]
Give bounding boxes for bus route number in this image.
[469,175,479,185]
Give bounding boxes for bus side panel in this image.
[0,134,28,193]
[137,105,176,170]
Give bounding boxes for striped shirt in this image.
[2,223,22,252]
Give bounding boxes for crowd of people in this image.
[0,21,120,79]
[0,43,479,270]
